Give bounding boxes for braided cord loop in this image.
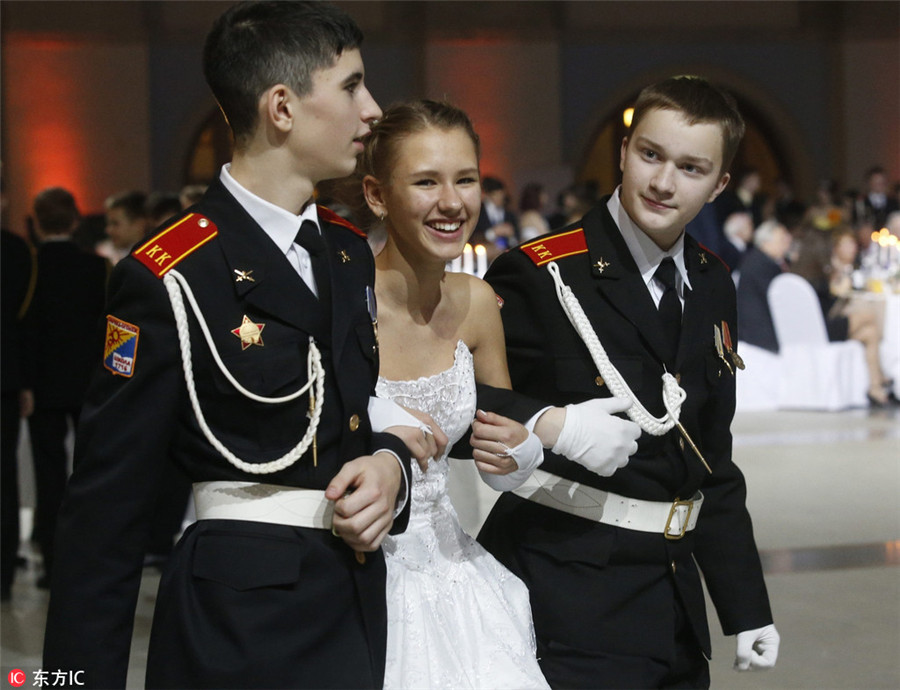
[163,269,324,474]
[545,261,685,435]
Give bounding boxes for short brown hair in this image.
[203,1,364,144]
[105,190,147,221]
[33,187,79,234]
[630,75,745,174]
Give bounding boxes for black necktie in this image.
[655,257,681,364]
[294,220,330,304]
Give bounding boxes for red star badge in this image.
[232,315,265,350]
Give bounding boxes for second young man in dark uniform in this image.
[479,76,779,689]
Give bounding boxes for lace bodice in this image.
[376,339,476,507]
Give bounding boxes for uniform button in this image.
[349,414,360,432]
[595,375,605,387]
[678,437,685,451]
[355,552,366,565]
[675,373,682,384]
[671,560,677,573]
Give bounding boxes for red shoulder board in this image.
[519,228,588,266]
[133,213,218,278]
[317,205,366,238]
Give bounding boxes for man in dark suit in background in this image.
[735,219,792,353]
[43,2,413,688]
[472,175,519,259]
[23,187,108,589]
[856,165,899,229]
[480,76,779,688]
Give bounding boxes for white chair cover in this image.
[767,273,869,410]
[735,342,781,412]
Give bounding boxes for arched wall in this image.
[560,40,831,201]
[572,65,820,199]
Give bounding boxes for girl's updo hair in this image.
[360,99,481,182]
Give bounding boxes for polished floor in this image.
[2,406,898,689]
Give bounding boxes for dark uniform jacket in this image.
[478,199,772,664]
[1,229,35,395]
[23,239,108,409]
[43,179,411,689]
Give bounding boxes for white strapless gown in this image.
[377,340,549,690]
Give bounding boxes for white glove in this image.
[551,397,640,477]
[479,429,544,492]
[734,624,780,671]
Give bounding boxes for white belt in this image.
[512,469,702,540]
[193,481,333,530]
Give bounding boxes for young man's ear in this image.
[708,171,731,203]
[362,175,386,219]
[619,137,629,173]
[263,84,294,133]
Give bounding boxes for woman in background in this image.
[792,226,891,406]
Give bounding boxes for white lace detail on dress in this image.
[376,340,548,690]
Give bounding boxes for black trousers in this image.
[27,407,79,577]
[1,392,22,595]
[536,595,710,689]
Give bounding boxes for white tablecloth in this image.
[881,294,900,398]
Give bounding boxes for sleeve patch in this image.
[103,315,140,377]
[133,213,218,278]
[519,228,588,266]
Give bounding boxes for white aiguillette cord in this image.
[163,269,324,474]
[545,261,710,472]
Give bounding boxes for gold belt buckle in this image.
[664,498,694,540]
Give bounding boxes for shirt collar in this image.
[219,164,320,255]
[607,187,691,291]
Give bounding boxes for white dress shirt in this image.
[607,187,691,309]
[220,164,321,295]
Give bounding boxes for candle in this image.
[475,244,487,278]
[462,243,474,275]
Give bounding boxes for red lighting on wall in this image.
[4,36,93,227]
[427,39,516,185]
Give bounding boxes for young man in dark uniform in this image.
[43,3,412,688]
[479,76,779,688]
